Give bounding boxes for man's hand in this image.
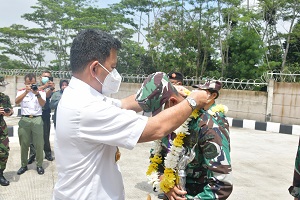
[165,185,187,200]
[0,107,13,116]
[174,85,189,98]
[47,80,55,91]
[188,89,209,110]
[25,85,32,94]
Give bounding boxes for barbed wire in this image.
[262,70,300,82]
[1,68,300,90]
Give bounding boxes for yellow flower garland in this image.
[146,86,199,192]
[146,108,199,193]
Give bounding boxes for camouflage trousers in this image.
[0,133,9,170]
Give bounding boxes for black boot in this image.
[0,170,9,186]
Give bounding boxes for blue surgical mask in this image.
[42,77,49,84]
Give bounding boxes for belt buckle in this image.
[29,115,34,118]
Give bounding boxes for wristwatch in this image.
[186,97,197,111]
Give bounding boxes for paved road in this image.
[0,116,298,200]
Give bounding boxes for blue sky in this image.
[0,0,120,28]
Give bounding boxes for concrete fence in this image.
[3,75,300,126]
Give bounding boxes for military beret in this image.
[167,72,184,82]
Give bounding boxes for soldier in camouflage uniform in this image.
[0,76,14,186]
[289,137,300,200]
[136,74,232,200]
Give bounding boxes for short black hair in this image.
[24,73,36,81]
[70,29,121,73]
[42,70,51,76]
[207,89,219,99]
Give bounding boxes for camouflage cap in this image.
[0,76,9,86]
[136,72,177,116]
[192,80,222,92]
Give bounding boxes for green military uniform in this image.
[0,76,13,186]
[0,93,12,170]
[289,137,300,199]
[156,104,232,199]
[136,73,232,199]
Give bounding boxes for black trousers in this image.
[42,113,51,155]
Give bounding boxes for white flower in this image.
[223,105,229,114]
[147,172,160,188]
[165,146,184,169]
[152,140,162,154]
[207,109,215,116]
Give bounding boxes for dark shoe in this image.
[28,154,36,164]
[0,175,9,186]
[45,154,54,161]
[17,166,28,175]
[37,167,44,175]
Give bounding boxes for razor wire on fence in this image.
[1,68,300,90]
[0,68,73,79]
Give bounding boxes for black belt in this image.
[22,115,41,118]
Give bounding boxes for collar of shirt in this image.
[69,76,106,101]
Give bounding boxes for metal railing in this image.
[1,68,300,90]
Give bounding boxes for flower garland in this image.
[146,107,199,193]
[207,104,228,116]
[146,140,163,188]
[146,86,193,190]
[159,111,199,193]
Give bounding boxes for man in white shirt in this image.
[53,29,209,200]
[15,73,46,175]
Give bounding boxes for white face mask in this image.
[94,62,122,95]
[0,86,6,93]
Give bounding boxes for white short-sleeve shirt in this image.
[53,77,148,200]
[16,89,46,115]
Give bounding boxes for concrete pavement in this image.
[0,115,298,200]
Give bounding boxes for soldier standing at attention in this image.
[0,76,14,186]
[15,73,46,175]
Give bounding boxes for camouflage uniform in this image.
[0,92,11,170]
[137,73,232,199]
[155,104,232,199]
[289,137,300,199]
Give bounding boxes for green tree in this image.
[0,55,31,69]
[21,0,138,71]
[227,25,266,79]
[0,24,46,68]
